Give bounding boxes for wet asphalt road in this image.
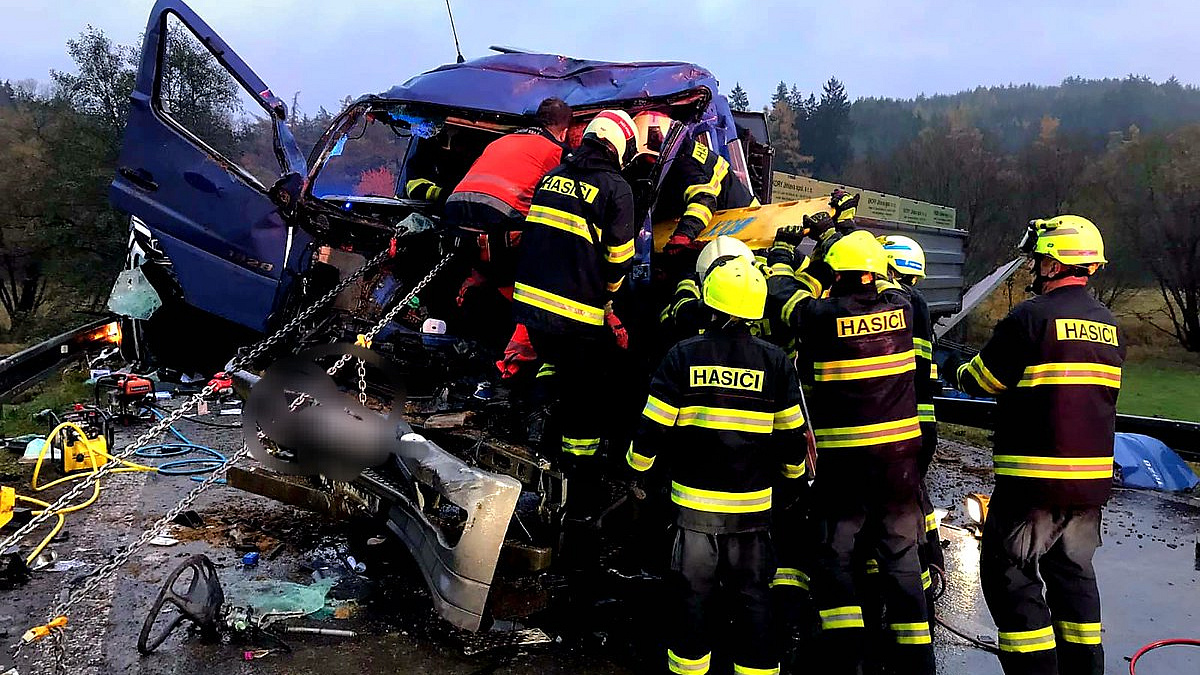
[1,415,1197,674]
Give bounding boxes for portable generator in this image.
[49,406,115,474]
[94,373,156,423]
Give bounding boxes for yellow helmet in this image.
[632,110,677,158]
[1019,215,1107,267]
[825,230,888,276]
[583,110,640,168]
[878,234,927,279]
[696,235,755,282]
[702,256,766,320]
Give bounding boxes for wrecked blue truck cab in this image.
[110,0,771,632]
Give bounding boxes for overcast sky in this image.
[2,0,1198,114]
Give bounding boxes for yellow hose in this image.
[19,421,159,564]
[14,495,65,566]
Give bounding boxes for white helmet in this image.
[582,110,640,168]
[632,110,677,158]
[877,234,927,279]
[696,236,755,282]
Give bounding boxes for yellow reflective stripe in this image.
[562,437,599,456]
[606,239,635,264]
[814,349,916,382]
[796,271,822,297]
[781,289,812,325]
[770,567,810,590]
[676,279,700,297]
[684,157,728,201]
[1055,620,1102,645]
[733,665,780,675]
[513,283,604,326]
[864,558,880,574]
[815,416,922,449]
[536,363,556,378]
[768,263,794,278]
[917,403,936,423]
[998,626,1056,653]
[668,649,711,675]
[782,460,806,479]
[671,482,772,514]
[925,511,939,533]
[677,406,775,433]
[607,276,625,293]
[890,621,932,645]
[626,444,655,472]
[993,454,1113,480]
[913,337,933,359]
[684,202,714,224]
[527,205,596,243]
[1018,362,1121,388]
[921,568,932,590]
[642,395,680,426]
[930,363,939,379]
[819,605,865,630]
[406,178,439,198]
[963,354,1006,394]
[774,404,805,430]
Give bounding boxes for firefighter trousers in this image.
[667,526,778,675]
[809,456,935,675]
[980,496,1104,675]
[917,480,944,616]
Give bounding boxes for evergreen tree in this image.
[809,77,853,177]
[729,83,750,111]
[788,85,803,113]
[771,81,790,108]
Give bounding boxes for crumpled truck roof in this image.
[377,52,721,115]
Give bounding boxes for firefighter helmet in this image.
[878,234,927,279]
[702,256,766,320]
[632,111,676,158]
[583,110,640,168]
[825,230,888,276]
[1019,215,1107,267]
[696,236,755,282]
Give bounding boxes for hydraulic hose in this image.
[1128,638,1200,674]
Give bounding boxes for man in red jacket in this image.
[445,98,572,298]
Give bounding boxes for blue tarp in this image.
[1113,433,1199,492]
[379,53,721,117]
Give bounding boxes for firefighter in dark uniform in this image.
[766,229,934,675]
[947,216,1123,675]
[627,254,808,675]
[512,110,639,468]
[657,235,760,348]
[630,112,758,255]
[401,126,484,209]
[879,234,944,615]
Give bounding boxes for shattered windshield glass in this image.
[310,110,411,199]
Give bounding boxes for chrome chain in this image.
[14,244,396,664]
[28,250,452,667]
[0,248,389,562]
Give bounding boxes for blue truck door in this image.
[110,0,308,333]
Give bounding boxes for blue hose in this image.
[142,409,230,477]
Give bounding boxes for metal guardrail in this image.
[0,317,118,402]
[934,395,1200,462]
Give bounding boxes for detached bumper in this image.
[362,430,522,631]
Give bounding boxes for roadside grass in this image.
[1119,348,1200,422]
[940,422,992,449]
[0,370,92,437]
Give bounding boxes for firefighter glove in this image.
[802,212,834,240]
[775,224,807,247]
[663,233,699,255]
